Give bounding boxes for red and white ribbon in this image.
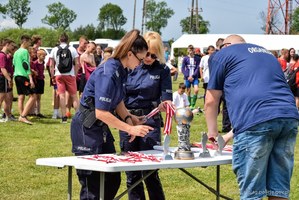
[144,107,160,121]
[163,102,175,135]
[81,152,162,163]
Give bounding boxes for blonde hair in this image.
[143,31,166,64]
[37,49,46,56]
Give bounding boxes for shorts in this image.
[35,79,45,94]
[184,79,199,88]
[232,118,298,200]
[0,75,11,93]
[55,75,77,95]
[14,76,33,95]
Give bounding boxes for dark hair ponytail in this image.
[112,29,148,59]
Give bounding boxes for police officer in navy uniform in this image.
[119,31,173,200]
[71,29,153,200]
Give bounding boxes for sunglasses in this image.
[146,52,157,59]
[131,51,143,64]
[220,43,231,49]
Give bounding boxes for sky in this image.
[0,0,270,40]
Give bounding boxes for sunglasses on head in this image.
[146,52,157,59]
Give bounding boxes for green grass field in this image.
[0,75,298,200]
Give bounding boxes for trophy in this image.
[174,108,194,160]
[199,132,211,158]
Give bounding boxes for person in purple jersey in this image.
[206,34,299,200]
[181,44,201,109]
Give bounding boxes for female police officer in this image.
[119,31,173,200]
[71,29,153,200]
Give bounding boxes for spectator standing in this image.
[49,32,79,123]
[13,35,36,124]
[78,42,96,93]
[206,34,298,200]
[94,44,103,66]
[181,44,201,110]
[278,48,289,71]
[199,45,215,101]
[31,49,47,117]
[0,39,16,122]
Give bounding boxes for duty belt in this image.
[128,108,152,116]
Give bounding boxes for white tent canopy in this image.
[170,34,299,58]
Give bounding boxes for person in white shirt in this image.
[173,83,189,108]
[199,45,215,101]
[173,83,202,114]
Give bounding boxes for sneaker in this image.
[66,111,72,118]
[61,116,68,123]
[0,117,8,123]
[7,115,17,121]
[52,113,61,119]
[18,116,33,125]
[2,113,6,119]
[36,113,46,118]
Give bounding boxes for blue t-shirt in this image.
[208,43,299,134]
[124,60,173,109]
[81,58,127,112]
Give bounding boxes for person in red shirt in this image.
[278,48,289,71]
[0,39,16,122]
[31,49,47,117]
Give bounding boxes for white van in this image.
[69,39,120,49]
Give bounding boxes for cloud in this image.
[0,18,18,29]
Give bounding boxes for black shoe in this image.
[36,113,46,118]
[61,116,68,123]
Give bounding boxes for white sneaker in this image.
[0,117,8,123]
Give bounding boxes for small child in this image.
[32,49,46,117]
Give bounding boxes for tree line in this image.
[0,0,209,47]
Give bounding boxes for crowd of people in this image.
[0,31,298,200]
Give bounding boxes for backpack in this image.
[57,45,73,73]
[285,66,299,92]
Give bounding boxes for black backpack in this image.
[57,45,73,73]
[285,66,299,92]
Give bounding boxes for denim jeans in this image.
[232,118,298,200]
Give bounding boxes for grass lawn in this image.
[0,75,298,200]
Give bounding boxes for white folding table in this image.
[36,147,233,200]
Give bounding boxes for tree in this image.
[180,15,209,34]
[145,0,174,35]
[5,0,32,28]
[0,3,6,15]
[259,11,281,34]
[98,3,127,31]
[42,2,77,30]
[290,7,299,34]
[72,24,99,40]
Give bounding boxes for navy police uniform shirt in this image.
[81,58,127,111]
[124,60,173,109]
[208,43,299,134]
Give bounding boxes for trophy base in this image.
[174,150,194,160]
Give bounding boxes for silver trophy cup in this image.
[174,108,194,160]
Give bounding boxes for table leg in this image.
[216,165,220,200]
[99,172,105,200]
[179,167,233,200]
[68,166,72,200]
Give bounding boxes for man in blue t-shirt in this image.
[205,34,298,200]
